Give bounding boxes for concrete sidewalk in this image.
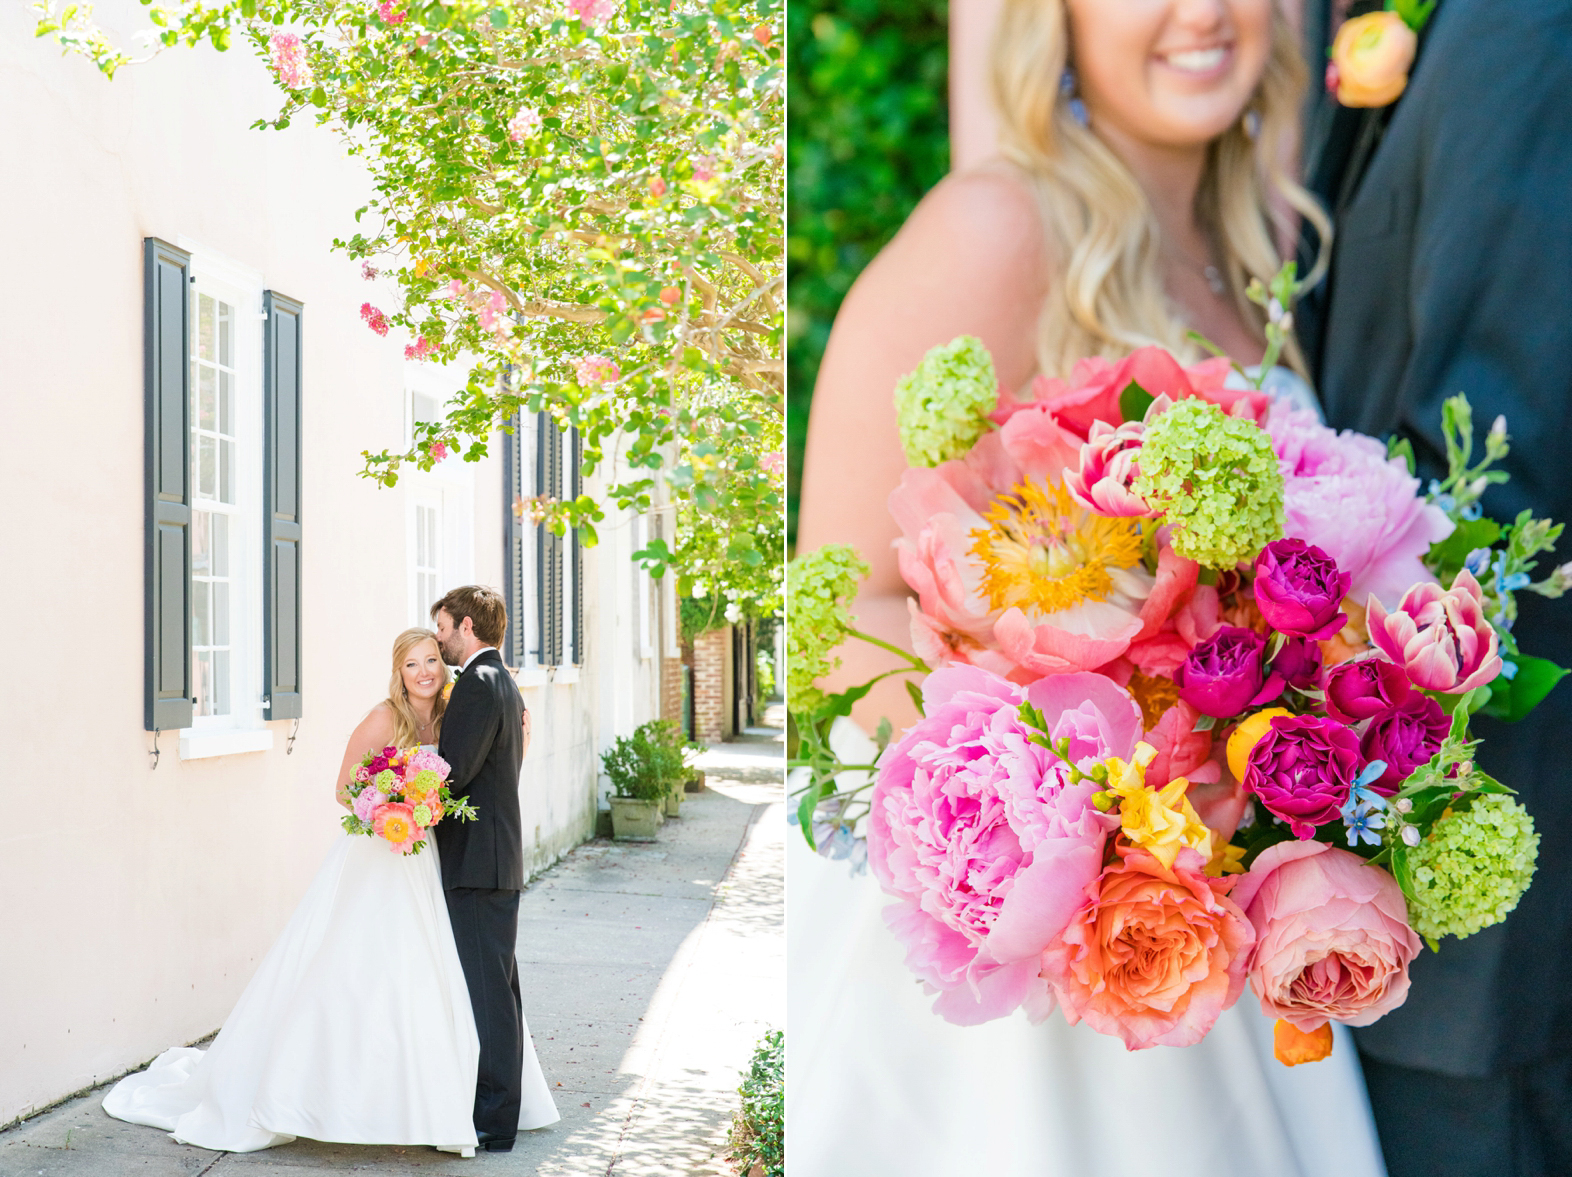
[0,726,783,1177]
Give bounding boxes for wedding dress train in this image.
[103,799,559,1152]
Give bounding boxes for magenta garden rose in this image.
[1366,567,1504,693]
[1324,656,1413,723]
[1360,694,1449,790]
[1252,538,1350,640]
[868,666,1142,1025]
[1243,714,1362,838]
[1271,635,1324,691]
[1175,626,1285,718]
[1232,841,1421,1031]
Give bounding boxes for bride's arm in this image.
[334,704,396,810]
[796,164,1051,729]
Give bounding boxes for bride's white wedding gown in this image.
[103,749,559,1154]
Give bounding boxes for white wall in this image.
[0,6,657,1125]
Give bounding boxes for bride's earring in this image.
[1059,67,1090,128]
[1243,108,1263,140]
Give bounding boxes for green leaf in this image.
[1478,654,1570,723]
[1387,434,1417,476]
[1118,380,1154,424]
[489,6,509,26]
[904,678,925,718]
[795,777,823,850]
[309,86,327,108]
[816,681,873,721]
[1426,516,1502,583]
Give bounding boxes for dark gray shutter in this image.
[264,291,304,720]
[570,426,584,666]
[502,410,526,668]
[536,411,564,665]
[144,238,193,732]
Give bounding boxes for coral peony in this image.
[1366,568,1504,694]
[1252,539,1349,640]
[1266,404,1453,608]
[1243,714,1361,838]
[1041,845,1255,1049]
[372,802,421,852]
[1231,841,1420,1030]
[869,667,1139,1025]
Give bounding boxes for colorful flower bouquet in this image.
[788,270,1569,1062]
[342,745,477,855]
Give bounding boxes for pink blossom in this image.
[446,279,468,299]
[428,441,449,462]
[692,156,717,183]
[359,302,389,337]
[869,666,1137,1025]
[377,0,406,23]
[568,0,616,26]
[409,749,449,776]
[760,451,785,478]
[352,787,388,824]
[648,175,667,198]
[507,107,543,143]
[1366,567,1503,693]
[1266,403,1454,607]
[361,261,379,281]
[1064,418,1156,517]
[572,355,621,385]
[404,336,435,361]
[477,289,508,332]
[269,32,312,91]
[1231,841,1421,1031]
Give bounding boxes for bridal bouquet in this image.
[788,273,1568,1062]
[342,745,477,855]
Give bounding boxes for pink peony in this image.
[1266,404,1454,608]
[1366,567,1504,694]
[891,405,1199,682]
[409,748,449,776]
[352,787,388,824]
[1041,844,1255,1049]
[1231,841,1421,1031]
[1064,419,1156,517]
[868,666,1140,1025]
[269,32,312,91]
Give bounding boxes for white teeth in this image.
[1164,47,1227,73]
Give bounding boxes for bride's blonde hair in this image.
[990,0,1331,379]
[385,628,450,747]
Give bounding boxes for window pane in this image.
[198,295,214,361]
[195,651,212,716]
[199,435,216,498]
[199,365,216,431]
[192,512,211,576]
[193,580,210,647]
[214,582,230,648]
[220,370,233,435]
[213,650,230,716]
[213,513,229,577]
[218,301,232,367]
[220,439,235,505]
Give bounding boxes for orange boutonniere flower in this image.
[1326,1,1434,109]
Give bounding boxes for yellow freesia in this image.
[1206,843,1247,878]
[1104,742,1213,869]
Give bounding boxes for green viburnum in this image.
[1408,795,1540,941]
[786,545,868,714]
[1133,398,1284,569]
[893,335,997,468]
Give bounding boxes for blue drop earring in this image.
[1244,109,1262,140]
[1059,67,1090,128]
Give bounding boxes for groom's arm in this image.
[442,675,504,793]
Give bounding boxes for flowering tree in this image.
[39,0,784,605]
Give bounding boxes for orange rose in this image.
[1331,12,1417,108]
[1040,846,1255,1049]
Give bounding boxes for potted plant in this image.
[638,719,690,819]
[601,731,666,841]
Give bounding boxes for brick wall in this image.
[692,626,733,743]
[659,656,684,726]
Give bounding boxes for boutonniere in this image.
[1326,0,1436,108]
[443,669,460,701]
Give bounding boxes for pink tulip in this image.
[1366,568,1503,693]
[1064,419,1157,517]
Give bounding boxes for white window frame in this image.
[632,513,654,661]
[410,493,444,630]
[556,425,580,683]
[176,243,273,759]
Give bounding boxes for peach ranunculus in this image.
[1366,567,1504,694]
[1231,841,1421,1032]
[1040,844,1255,1049]
[891,404,1202,683]
[1330,12,1417,108]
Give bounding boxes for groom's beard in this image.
[438,635,465,666]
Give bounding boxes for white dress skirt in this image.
[103,822,559,1152]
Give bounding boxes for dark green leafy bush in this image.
[729,1029,784,1177]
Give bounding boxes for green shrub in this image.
[600,729,667,802]
[729,1029,784,1177]
[786,0,950,544]
[636,719,692,790]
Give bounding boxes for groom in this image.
[1299,0,1572,1173]
[430,585,526,1153]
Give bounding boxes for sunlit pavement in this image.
[0,717,785,1177]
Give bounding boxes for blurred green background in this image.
[785,0,950,547]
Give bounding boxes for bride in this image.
[102,627,558,1154]
[792,1,1388,1174]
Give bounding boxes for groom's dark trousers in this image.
[1299,2,1572,1174]
[436,648,526,1140]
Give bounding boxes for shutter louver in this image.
[536,411,565,666]
[264,291,304,720]
[502,410,526,668]
[144,238,194,732]
[571,426,584,666]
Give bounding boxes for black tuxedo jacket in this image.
[435,648,526,891]
[1301,0,1572,1077]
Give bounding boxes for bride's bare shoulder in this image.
[889,161,1046,267]
[354,703,396,743]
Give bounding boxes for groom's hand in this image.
[520,706,532,760]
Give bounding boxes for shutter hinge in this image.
[287,718,300,755]
[149,728,161,770]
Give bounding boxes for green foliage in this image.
[601,718,691,799]
[728,1029,783,1177]
[785,0,949,542]
[41,0,783,592]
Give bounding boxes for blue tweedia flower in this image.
[1464,547,1493,576]
[1499,658,1520,681]
[1341,774,1390,848]
[1461,503,1484,521]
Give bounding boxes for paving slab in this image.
[0,727,784,1177]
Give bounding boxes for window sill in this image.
[178,728,276,760]
[514,666,550,688]
[553,666,581,685]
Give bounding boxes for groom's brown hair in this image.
[431,585,507,648]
